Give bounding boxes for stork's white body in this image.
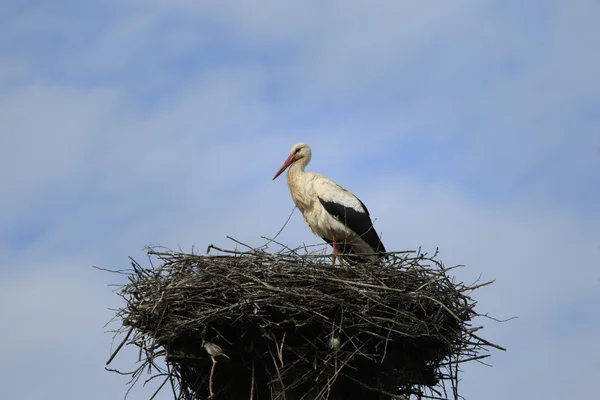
[287,169,375,257]
[273,143,386,263]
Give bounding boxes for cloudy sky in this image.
[1,1,599,399]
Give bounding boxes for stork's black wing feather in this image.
[318,197,387,255]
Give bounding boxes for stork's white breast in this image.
[292,173,366,241]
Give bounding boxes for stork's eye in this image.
[295,148,301,154]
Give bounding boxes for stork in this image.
[272,142,387,264]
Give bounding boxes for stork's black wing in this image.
[318,197,387,255]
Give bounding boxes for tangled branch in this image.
[105,240,504,400]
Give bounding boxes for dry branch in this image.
[105,241,503,400]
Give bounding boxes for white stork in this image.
[272,142,387,264]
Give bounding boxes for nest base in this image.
[105,244,502,400]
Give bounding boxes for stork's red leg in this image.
[331,235,342,265]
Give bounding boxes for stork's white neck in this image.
[286,157,309,182]
[285,157,312,214]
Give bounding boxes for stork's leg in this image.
[331,235,339,265]
[331,235,343,265]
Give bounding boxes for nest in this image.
[105,241,503,400]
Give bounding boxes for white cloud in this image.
[0,257,125,400]
[0,84,120,226]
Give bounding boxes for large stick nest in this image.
[105,241,503,400]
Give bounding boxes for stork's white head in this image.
[272,142,312,180]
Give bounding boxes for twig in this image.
[104,239,507,400]
[209,359,216,399]
[149,375,171,400]
[106,327,133,366]
[268,346,287,400]
[226,236,256,252]
[259,206,296,250]
[249,360,255,400]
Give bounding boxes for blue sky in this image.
[1,1,599,399]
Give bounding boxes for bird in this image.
[272,142,387,264]
[202,341,229,399]
[202,341,230,362]
[327,336,341,351]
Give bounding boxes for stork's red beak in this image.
[272,154,296,180]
